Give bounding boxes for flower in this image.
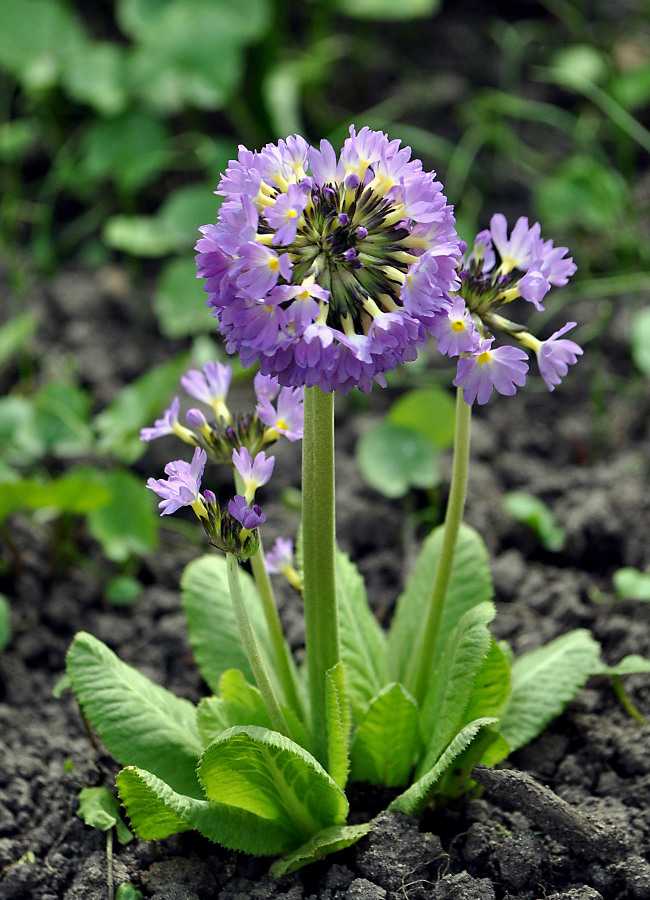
[146,447,207,516]
[256,386,304,441]
[535,322,584,391]
[196,125,461,394]
[429,297,481,357]
[265,537,295,574]
[228,494,266,530]
[453,338,529,405]
[140,397,196,444]
[181,360,232,422]
[232,447,275,503]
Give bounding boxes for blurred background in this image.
[1,0,649,613]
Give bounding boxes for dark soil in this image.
[2,258,650,900]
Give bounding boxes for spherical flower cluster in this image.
[195,126,462,394]
[430,215,581,404]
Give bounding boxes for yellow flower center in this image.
[451,319,465,332]
[478,351,491,365]
[269,257,280,271]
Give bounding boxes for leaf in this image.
[0,472,111,525]
[388,386,456,449]
[196,696,229,746]
[417,602,495,778]
[77,786,133,845]
[355,421,439,498]
[0,313,37,364]
[613,566,650,601]
[180,554,278,694]
[503,492,566,552]
[94,352,189,462]
[0,594,10,651]
[61,41,128,116]
[66,632,204,799]
[31,378,93,457]
[461,637,512,724]
[106,575,143,607]
[499,629,601,753]
[80,112,170,194]
[350,683,420,787]
[387,524,493,685]
[154,257,217,338]
[117,764,301,855]
[270,822,372,877]
[334,549,387,721]
[389,718,498,817]
[198,726,348,848]
[116,885,143,900]
[590,654,650,676]
[326,662,351,790]
[338,0,441,20]
[83,469,158,562]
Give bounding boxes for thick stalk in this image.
[226,553,293,738]
[408,387,472,704]
[302,386,339,769]
[234,471,303,717]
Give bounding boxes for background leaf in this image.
[355,421,439,498]
[350,683,420,787]
[77,786,133,844]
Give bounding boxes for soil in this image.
[1,242,650,900]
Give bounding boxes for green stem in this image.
[408,387,472,704]
[612,674,647,726]
[234,472,303,718]
[302,386,339,769]
[226,553,293,738]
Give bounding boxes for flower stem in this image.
[226,552,293,739]
[408,387,472,705]
[234,472,303,718]
[612,674,647,726]
[302,385,339,769]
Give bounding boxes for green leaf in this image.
[503,492,566,552]
[499,629,601,753]
[355,421,439,498]
[31,378,93,457]
[326,662,351,790]
[117,763,301,855]
[389,717,497,816]
[180,554,278,694]
[270,822,372,877]
[66,632,204,799]
[614,565,650,601]
[94,352,189,462]
[334,549,387,721]
[77,786,133,845]
[154,257,217,338]
[0,594,11,652]
[535,155,628,235]
[116,884,143,900]
[0,472,111,525]
[338,0,441,20]
[590,654,650,676]
[198,726,348,848]
[61,41,128,116]
[83,469,158,562]
[0,313,37,364]
[196,696,229,746]
[461,637,512,724]
[388,386,456,449]
[80,112,170,194]
[387,524,493,684]
[106,575,143,607]
[417,602,495,777]
[350,683,420,787]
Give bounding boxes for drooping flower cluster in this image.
[196,126,462,394]
[428,214,582,404]
[141,360,303,558]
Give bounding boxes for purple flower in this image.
[140,397,196,444]
[196,125,461,393]
[232,447,275,500]
[536,322,583,391]
[265,537,295,574]
[430,297,481,357]
[181,360,232,416]
[490,214,540,273]
[257,386,304,441]
[254,372,281,402]
[146,447,207,516]
[453,339,529,405]
[228,494,266,530]
[518,265,551,311]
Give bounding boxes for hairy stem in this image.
[226,552,293,738]
[408,387,472,704]
[302,386,340,769]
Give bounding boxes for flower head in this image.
[146,447,207,516]
[181,360,232,422]
[257,386,304,441]
[140,397,196,445]
[430,297,481,357]
[228,494,266,531]
[232,447,275,503]
[197,126,461,393]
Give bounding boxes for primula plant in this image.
[66,126,648,875]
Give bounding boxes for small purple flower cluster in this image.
[429,215,582,404]
[196,126,461,394]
